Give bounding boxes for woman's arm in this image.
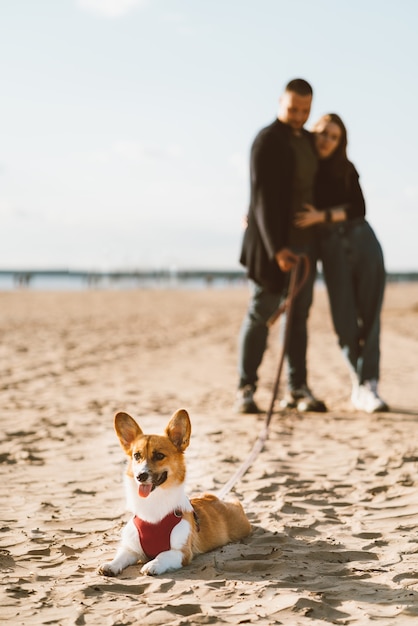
[294,162,365,228]
[294,203,349,228]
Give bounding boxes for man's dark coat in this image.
[240,119,312,293]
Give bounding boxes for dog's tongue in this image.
[138,484,153,498]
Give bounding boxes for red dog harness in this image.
[133,510,183,559]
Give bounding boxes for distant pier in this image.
[0,268,416,290]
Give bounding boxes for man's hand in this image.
[275,248,299,272]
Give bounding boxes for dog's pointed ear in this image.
[166,409,191,451]
[114,412,143,453]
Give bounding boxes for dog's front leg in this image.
[99,519,145,577]
[99,545,141,577]
[141,548,183,576]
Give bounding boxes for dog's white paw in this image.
[140,559,162,576]
[140,550,183,576]
[98,562,119,577]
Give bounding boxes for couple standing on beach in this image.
[236,78,388,415]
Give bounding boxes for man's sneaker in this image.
[235,385,261,414]
[352,379,389,413]
[280,384,327,412]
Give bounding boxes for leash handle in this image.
[217,254,310,499]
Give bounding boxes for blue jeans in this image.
[238,248,317,391]
[319,220,385,383]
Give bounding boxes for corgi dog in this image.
[99,409,251,577]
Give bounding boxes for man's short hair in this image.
[285,78,313,97]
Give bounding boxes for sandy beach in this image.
[1,281,418,625]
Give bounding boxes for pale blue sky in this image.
[0,0,417,271]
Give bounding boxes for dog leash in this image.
[217,254,310,500]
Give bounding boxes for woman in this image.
[294,113,388,413]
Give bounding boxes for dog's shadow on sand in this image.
[93,523,418,622]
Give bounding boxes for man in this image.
[236,78,326,414]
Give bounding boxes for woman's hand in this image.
[294,203,324,228]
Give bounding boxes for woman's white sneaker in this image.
[352,379,388,413]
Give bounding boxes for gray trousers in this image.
[238,244,317,391]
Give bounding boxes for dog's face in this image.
[114,410,191,498]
